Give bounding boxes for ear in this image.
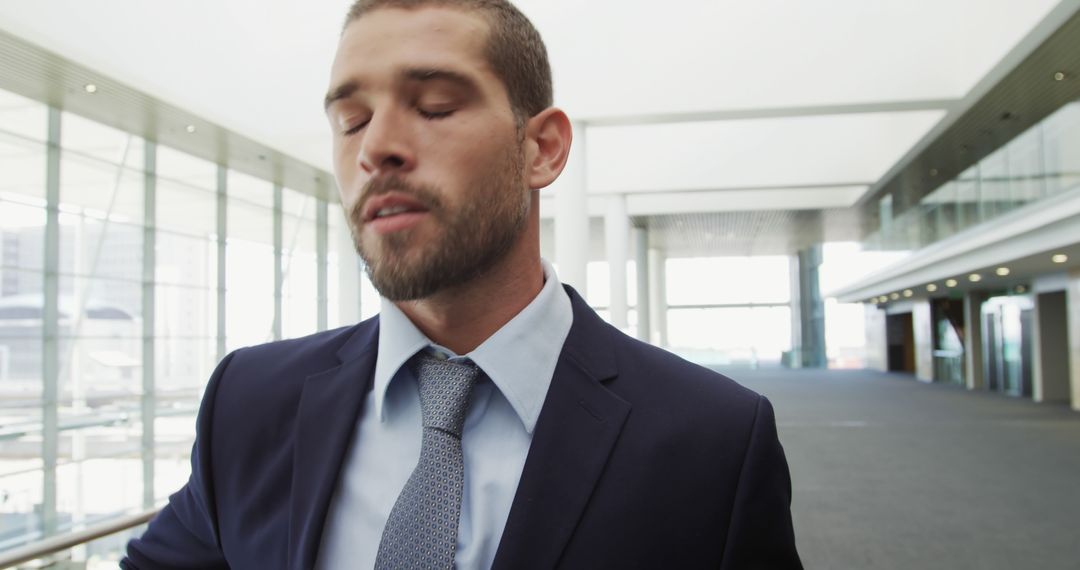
[523,107,573,190]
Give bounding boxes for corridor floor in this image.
[731,368,1080,570]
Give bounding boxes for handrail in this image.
[0,508,159,568]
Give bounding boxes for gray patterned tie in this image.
[374,355,479,570]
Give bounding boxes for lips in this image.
[360,191,431,235]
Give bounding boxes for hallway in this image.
[734,368,1080,570]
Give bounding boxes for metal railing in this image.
[0,508,158,568]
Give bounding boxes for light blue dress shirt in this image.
[315,260,573,569]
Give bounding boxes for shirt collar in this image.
[373,259,573,433]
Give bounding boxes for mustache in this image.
[349,175,443,224]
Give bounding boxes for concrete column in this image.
[605,194,629,330]
[1032,291,1070,404]
[647,248,667,346]
[1067,270,1080,411]
[141,142,157,508]
[963,292,987,391]
[912,300,934,382]
[790,245,826,368]
[633,227,650,343]
[554,121,589,293]
[864,305,888,372]
[272,185,283,341]
[316,200,329,331]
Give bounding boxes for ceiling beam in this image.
[580,99,957,128]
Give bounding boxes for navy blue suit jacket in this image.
[123,285,801,569]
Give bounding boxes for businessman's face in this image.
[327,6,531,301]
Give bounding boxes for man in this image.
[123,0,801,568]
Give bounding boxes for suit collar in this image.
[289,318,379,570]
[492,284,630,569]
[371,259,572,433]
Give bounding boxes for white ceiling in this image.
[0,0,1063,205]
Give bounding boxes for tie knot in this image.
[416,356,479,437]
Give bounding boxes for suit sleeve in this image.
[120,351,238,570]
[719,395,803,570]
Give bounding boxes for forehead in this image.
[331,6,493,86]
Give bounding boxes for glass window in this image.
[156,146,216,191]
[667,306,791,365]
[228,170,273,208]
[61,112,145,170]
[0,88,48,142]
[1042,102,1080,195]
[156,232,218,288]
[1,198,47,272]
[666,256,790,306]
[226,194,274,351]
[156,180,217,238]
[282,189,318,339]
[0,130,47,202]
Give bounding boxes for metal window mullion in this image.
[41,107,61,536]
[316,199,328,332]
[141,142,157,509]
[216,167,227,361]
[273,185,283,341]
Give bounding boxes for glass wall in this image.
[0,89,49,550]
[664,256,791,367]
[0,85,351,554]
[870,101,1080,251]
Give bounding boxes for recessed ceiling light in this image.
[185,125,197,133]
[946,279,958,288]
[996,267,1010,276]
[1015,286,1027,294]
[929,168,939,177]
[903,289,913,298]
[969,273,982,282]
[1052,254,1068,264]
[1054,71,1066,81]
[927,284,938,292]
[84,83,98,94]
[890,293,900,300]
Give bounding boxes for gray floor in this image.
[730,368,1080,570]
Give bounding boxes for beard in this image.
[347,145,530,301]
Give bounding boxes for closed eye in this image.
[418,108,454,120]
[342,119,369,136]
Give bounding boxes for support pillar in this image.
[316,199,329,331]
[912,301,934,382]
[42,107,61,536]
[216,166,228,361]
[790,245,826,368]
[604,194,629,330]
[554,121,589,293]
[1032,291,1070,403]
[864,304,888,372]
[633,227,650,342]
[963,292,987,391]
[1067,269,1080,411]
[141,142,157,508]
[272,184,283,341]
[647,248,667,346]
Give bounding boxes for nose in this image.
[357,108,415,176]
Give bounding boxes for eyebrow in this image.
[324,68,477,111]
[324,80,359,112]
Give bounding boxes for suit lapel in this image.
[287,319,379,570]
[492,286,632,570]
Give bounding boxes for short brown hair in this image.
[344,0,553,124]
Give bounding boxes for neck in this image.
[394,233,544,356]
